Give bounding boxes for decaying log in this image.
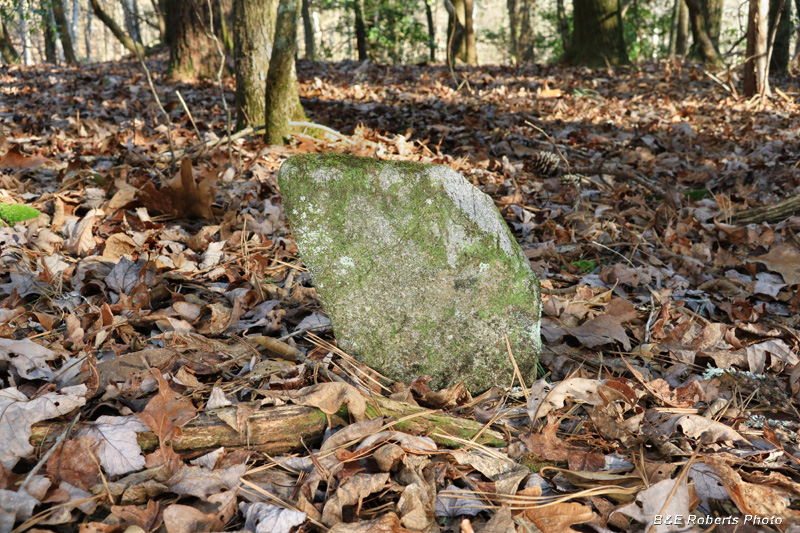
[730,194,800,225]
[29,395,507,456]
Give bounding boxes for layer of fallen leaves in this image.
[1,54,800,532]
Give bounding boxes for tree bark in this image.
[90,0,146,56]
[18,0,33,65]
[508,0,534,65]
[43,4,58,64]
[167,0,220,80]
[301,0,315,60]
[264,0,306,144]
[425,0,435,61]
[668,0,689,56]
[150,0,167,43]
[445,0,465,68]
[556,0,570,54]
[52,0,77,64]
[744,0,769,97]
[565,0,628,67]
[233,0,278,130]
[792,0,800,72]
[702,0,723,48]
[684,0,724,70]
[464,0,477,64]
[30,395,507,457]
[768,0,790,74]
[353,0,367,61]
[0,16,20,64]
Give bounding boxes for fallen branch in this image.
[729,194,800,225]
[30,396,506,456]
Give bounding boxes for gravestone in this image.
[279,154,541,392]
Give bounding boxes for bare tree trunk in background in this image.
[90,0,146,56]
[684,0,724,69]
[792,0,800,72]
[464,0,476,64]
[508,0,534,65]
[52,0,77,64]
[71,0,79,43]
[744,0,769,96]
[233,0,278,129]
[353,0,367,61]
[150,0,167,43]
[565,0,628,66]
[301,0,315,59]
[167,0,219,80]
[668,0,689,56]
[0,16,20,64]
[556,0,570,54]
[264,0,306,144]
[17,0,33,65]
[508,0,518,62]
[123,0,142,43]
[425,0,435,61]
[768,0,790,74]
[518,0,534,64]
[703,0,723,48]
[445,0,465,68]
[43,4,58,63]
[85,3,92,60]
[217,0,234,54]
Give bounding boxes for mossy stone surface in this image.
[279,154,541,393]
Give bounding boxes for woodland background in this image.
[2,0,800,532]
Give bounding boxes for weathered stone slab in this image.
[279,154,541,392]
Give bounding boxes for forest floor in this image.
[1,54,800,533]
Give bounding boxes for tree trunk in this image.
[518,0,534,64]
[0,17,20,64]
[556,0,570,54]
[85,3,92,60]
[264,0,306,144]
[508,0,535,65]
[150,0,167,43]
[43,4,58,64]
[565,0,627,66]
[464,0,476,64]
[168,0,219,80]
[445,0,465,68]
[233,0,278,130]
[768,0,790,74]
[684,0,724,70]
[301,0,315,59]
[702,0,723,48]
[744,0,769,97]
[52,0,77,64]
[217,0,234,55]
[90,0,146,56]
[122,0,142,43]
[353,0,367,61]
[160,0,173,45]
[668,0,689,56]
[71,0,79,43]
[508,0,518,62]
[18,0,33,65]
[425,0,435,61]
[792,0,800,72]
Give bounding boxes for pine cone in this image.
[529,151,560,177]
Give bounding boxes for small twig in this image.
[19,413,81,493]
[132,42,175,167]
[175,90,203,144]
[524,121,571,175]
